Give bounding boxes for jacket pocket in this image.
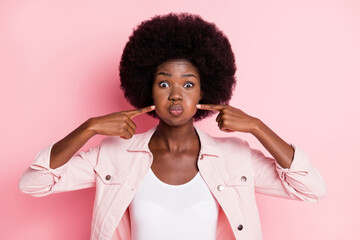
[94,163,126,185]
[224,168,255,205]
[224,168,253,187]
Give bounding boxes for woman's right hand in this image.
[88,105,155,139]
[49,105,155,169]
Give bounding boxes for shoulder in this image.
[212,135,250,148]
[196,127,251,154]
[199,131,255,177]
[98,127,155,155]
[213,136,252,159]
[100,136,132,148]
[196,127,252,162]
[95,131,151,169]
[99,131,148,151]
[200,130,251,153]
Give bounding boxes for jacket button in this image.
[217,185,224,191]
[241,176,247,182]
[237,224,243,231]
[105,175,111,180]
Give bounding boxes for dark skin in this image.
[50,59,294,186]
[148,60,203,184]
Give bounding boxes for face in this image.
[152,59,202,127]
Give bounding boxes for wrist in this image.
[249,118,264,137]
[84,118,98,136]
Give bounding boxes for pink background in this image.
[1,0,359,239]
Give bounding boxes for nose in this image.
[168,88,182,102]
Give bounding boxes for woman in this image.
[19,13,326,240]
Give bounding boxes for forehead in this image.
[156,59,199,75]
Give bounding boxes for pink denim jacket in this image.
[19,126,326,240]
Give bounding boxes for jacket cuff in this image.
[275,144,309,177]
[30,144,66,179]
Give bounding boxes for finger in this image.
[223,129,234,133]
[196,104,225,112]
[218,119,231,132]
[215,111,224,122]
[127,105,156,119]
[218,118,223,129]
[124,121,135,135]
[124,116,136,130]
[120,128,133,140]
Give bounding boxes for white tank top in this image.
[129,168,219,240]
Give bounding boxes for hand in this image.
[196,104,259,133]
[88,105,155,139]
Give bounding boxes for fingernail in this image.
[151,105,156,109]
[196,104,201,108]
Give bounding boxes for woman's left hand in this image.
[196,104,259,133]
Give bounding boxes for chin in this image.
[163,118,193,127]
[158,115,194,127]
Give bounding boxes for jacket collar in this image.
[127,125,220,158]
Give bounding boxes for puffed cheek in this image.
[191,106,198,115]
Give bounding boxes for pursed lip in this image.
[169,104,183,116]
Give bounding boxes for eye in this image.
[184,82,194,88]
[159,81,169,88]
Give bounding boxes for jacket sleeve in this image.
[18,143,99,197]
[251,144,327,203]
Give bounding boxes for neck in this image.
[151,119,199,152]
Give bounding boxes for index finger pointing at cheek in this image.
[196,104,225,112]
[128,105,156,119]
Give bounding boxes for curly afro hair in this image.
[119,13,236,121]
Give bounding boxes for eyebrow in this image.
[156,72,198,78]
